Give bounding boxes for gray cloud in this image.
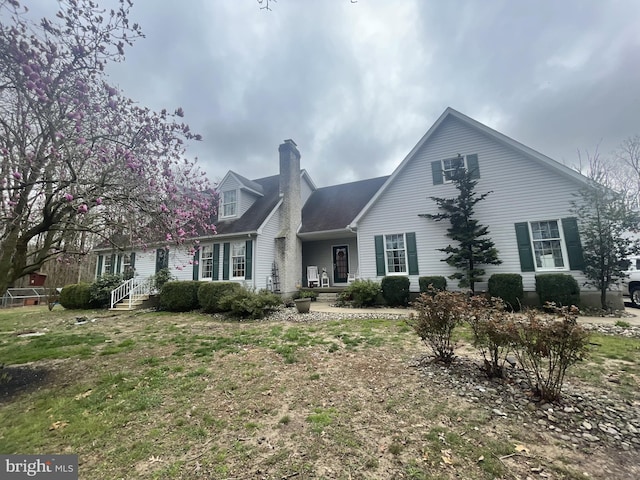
[25,0,640,186]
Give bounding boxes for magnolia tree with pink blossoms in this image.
[0,0,217,293]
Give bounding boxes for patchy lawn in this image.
[0,306,639,479]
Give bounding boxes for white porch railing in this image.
[110,276,154,309]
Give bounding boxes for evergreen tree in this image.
[421,167,501,293]
[571,184,640,310]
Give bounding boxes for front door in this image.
[156,248,169,273]
[332,246,349,283]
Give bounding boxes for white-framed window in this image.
[529,220,568,270]
[123,253,133,278]
[385,233,407,274]
[231,242,246,278]
[221,190,237,217]
[103,255,113,275]
[442,156,466,182]
[201,245,214,279]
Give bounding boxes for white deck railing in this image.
[110,276,154,309]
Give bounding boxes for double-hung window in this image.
[442,156,466,182]
[529,220,567,270]
[103,255,113,275]
[201,245,214,279]
[385,233,407,274]
[231,242,246,278]
[221,190,237,218]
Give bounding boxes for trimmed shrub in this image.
[59,283,92,309]
[381,276,410,307]
[488,273,524,311]
[511,304,589,401]
[409,290,468,364]
[467,296,516,378]
[198,282,242,313]
[159,281,201,312]
[338,279,381,307]
[535,273,580,307]
[153,268,175,291]
[90,274,124,308]
[418,276,447,293]
[217,288,282,319]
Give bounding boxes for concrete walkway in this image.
[309,302,640,326]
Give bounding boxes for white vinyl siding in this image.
[356,114,588,292]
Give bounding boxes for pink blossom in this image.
[95,197,103,205]
[165,233,173,241]
[12,171,21,180]
[77,204,88,214]
[64,193,73,201]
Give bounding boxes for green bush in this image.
[535,274,580,307]
[59,283,92,309]
[488,273,523,311]
[338,279,381,307]
[159,281,201,312]
[198,282,242,313]
[217,288,282,319]
[418,276,447,293]
[381,276,410,306]
[153,268,175,291]
[295,290,318,301]
[90,274,124,308]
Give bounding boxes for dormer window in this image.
[221,190,237,217]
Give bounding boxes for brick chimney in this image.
[275,139,302,297]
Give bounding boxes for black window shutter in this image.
[223,243,230,280]
[561,217,584,270]
[110,254,116,273]
[431,161,443,185]
[213,244,220,280]
[406,232,419,275]
[245,240,253,280]
[97,255,103,277]
[116,254,122,274]
[466,154,480,179]
[374,235,386,276]
[130,252,136,269]
[192,249,200,280]
[514,223,535,272]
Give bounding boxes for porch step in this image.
[110,294,150,311]
[316,292,338,303]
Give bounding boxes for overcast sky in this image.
[29,0,640,187]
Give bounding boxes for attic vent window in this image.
[221,190,237,217]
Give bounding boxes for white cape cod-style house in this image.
[94,107,602,306]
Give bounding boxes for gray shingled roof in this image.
[300,176,389,233]
[229,171,264,195]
